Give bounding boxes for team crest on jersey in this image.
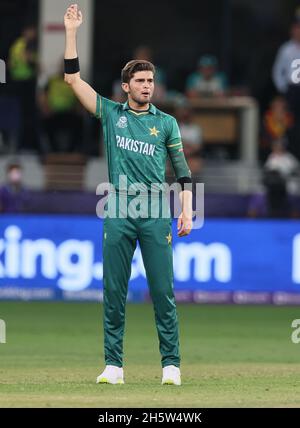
[116,116,128,128]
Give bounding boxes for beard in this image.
[128,90,152,107]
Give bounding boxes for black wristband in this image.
[64,57,80,74]
[177,176,193,191]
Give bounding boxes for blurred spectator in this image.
[263,169,289,218]
[111,45,167,103]
[174,97,203,174]
[272,10,300,159]
[264,139,299,180]
[260,96,294,161]
[249,139,300,218]
[263,139,300,217]
[9,26,37,81]
[8,26,39,151]
[38,61,83,152]
[185,55,227,98]
[0,163,30,213]
[272,11,300,93]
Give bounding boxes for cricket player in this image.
[64,4,193,385]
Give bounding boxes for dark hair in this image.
[121,60,155,83]
[7,162,21,172]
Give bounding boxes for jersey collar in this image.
[122,101,157,115]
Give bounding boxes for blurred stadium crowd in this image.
[1,2,300,218]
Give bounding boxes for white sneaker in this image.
[96,365,124,384]
[161,365,181,385]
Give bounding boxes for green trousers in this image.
[102,214,180,368]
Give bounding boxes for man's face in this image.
[200,65,216,80]
[8,167,22,185]
[24,27,36,42]
[122,71,155,105]
[271,98,286,116]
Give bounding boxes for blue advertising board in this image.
[0,215,300,304]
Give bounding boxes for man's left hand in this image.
[177,212,193,237]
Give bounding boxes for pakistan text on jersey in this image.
[116,135,156,157]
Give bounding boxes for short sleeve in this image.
[95,93,101,119]
[94,94,120,121]
[166,117,182,148]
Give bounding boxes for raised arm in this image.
[64,4,97,115]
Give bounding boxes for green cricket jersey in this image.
[95,94,191,192]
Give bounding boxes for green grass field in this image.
[1,302,300,408]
